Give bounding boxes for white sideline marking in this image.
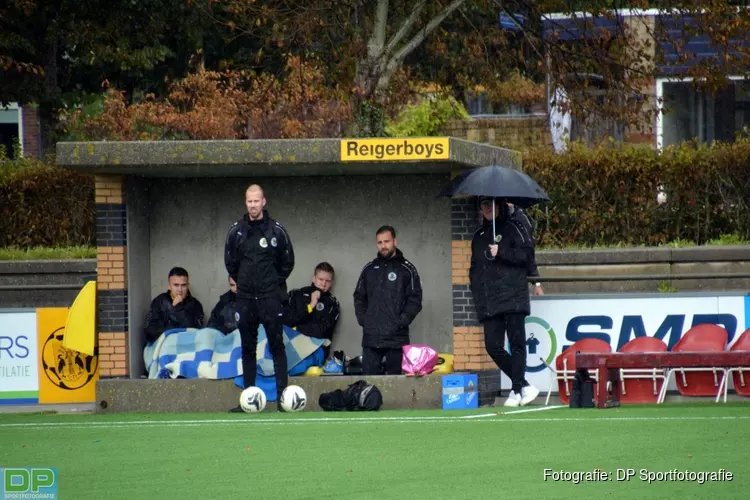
[505,405,566,415]
[0,413,748,430]
[460,405,565,418]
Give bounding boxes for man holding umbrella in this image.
[442,164,549,406]
[470,197,540,407]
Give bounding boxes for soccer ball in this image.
[280,385,307,412]
[239,386,267,413]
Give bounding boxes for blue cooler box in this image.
[442,374,479,410]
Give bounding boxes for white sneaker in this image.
[521,385,540,406]
[504,391,522,407]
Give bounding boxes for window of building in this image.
[658,78,750,149]
[0,103,23,159]
[464,91,532,116]
[554,73,626,145]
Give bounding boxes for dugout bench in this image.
[575,352,750,408]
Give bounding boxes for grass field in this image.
[0,403,748,499]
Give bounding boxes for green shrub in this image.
[0,154,95,248]
[522,139,750,247]
[385,95,469,137]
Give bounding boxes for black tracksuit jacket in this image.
[224,210,294,300]
[353,248,423,349]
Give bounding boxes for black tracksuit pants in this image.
[362,347,402,375]
[482,312,529,394]
[236,296,287,394]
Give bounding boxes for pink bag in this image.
[402,344,439,376]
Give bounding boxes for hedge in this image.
[522,139,750,247]
[1,138,749,249]
[0,159,95,248]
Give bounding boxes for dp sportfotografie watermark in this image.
[0,468,58,500]
[544,468,733,484]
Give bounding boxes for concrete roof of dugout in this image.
[56,137,521,177]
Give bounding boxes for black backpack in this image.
[319,380,383,411]
[570,367,595,408]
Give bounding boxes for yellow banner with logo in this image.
[37,308,99,404]
[340,137,450,161]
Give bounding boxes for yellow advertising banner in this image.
[36,308,99,404]
[340,137,450,162]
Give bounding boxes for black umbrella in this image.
[439,165,550,207]
[439,164,551,240]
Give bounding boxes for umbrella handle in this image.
[492,199,496,240]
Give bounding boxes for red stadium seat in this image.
[659,323,728,403]
[618,336,668,404]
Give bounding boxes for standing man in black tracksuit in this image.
[354,225,423,375]
[224,184,294,412]
[470,196,539,407]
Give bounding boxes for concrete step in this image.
[94,376,444,413]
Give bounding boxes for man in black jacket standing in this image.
[224,184,295,412]
[470,197,539,407]
[354,226,423,375]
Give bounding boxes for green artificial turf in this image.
[0,404,747,499]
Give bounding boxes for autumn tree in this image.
[7,0,750,144]
[209,0,750,140]
[209,0,477,136]
[517,0,750,143]
[0,0,223,151]
[0,1,45,92]
[59,56,351,141]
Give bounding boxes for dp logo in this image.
[1,467,58,498]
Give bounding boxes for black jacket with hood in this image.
[224,210,294,300]
[206,290,238,334]
[353,248,423,349]
[469,206,533,321]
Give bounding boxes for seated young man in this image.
[143,266,205,344]
[206,276,238,334]
[284,262,340,357]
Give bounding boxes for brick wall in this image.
[442,115,552,149]
[443,110,659,149]
[450,177,495,372]
[95,175,129,377]
[21,106,40,159]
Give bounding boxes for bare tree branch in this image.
[368,0,390,60]
[383,0,427,58]
[390,0,466,65]
[382,0,466,84]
